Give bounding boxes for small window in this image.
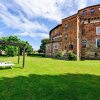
[90,8,95,14]
[64,25,68,30]
[88,19,90,23]
[69,45,74,50]
[82,10,87,15]
[81,40,87,48]
[96,27,100,35]
[96,39,100,48]
[65,46,67,49]
[82,29,85,35]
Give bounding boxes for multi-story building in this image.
[46,4,100,60]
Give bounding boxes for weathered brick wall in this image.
[80,23,100,59]
[78,4,100,59]
[46,4,100,59]
[45,43,52,56]
[52,42,62,56]
[46,24,63,56]
[62,15,77,54]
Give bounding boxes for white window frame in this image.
[96,38,100,48]
[96,27,100,35]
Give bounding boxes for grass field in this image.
[0,56,100,100]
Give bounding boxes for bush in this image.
[67,51,76,60]
[5,46,18,57]
[55,51,63,59]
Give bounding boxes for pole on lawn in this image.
[18,47,20,64]
[23,46,25,68]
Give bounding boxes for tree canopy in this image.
[38,39,49,53]
[0,36,33,56]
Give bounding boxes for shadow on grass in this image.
[28,54,45,58]
[0,67,12,70]
[0,74,100,100]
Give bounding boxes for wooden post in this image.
[77,16,80,60]
[23,46,25,68]
[18,47,20,64]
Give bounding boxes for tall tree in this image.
[38,39,49,53]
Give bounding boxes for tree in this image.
[25,41,33,54]
[0,36,33,56]
[38,39,49,53]
[19,41,33,55]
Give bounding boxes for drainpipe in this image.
[77,15,80,60]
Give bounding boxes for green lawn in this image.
[0,56,100,100]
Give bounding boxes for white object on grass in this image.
[0,62,15,68]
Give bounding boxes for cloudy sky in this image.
[0,0,99,50]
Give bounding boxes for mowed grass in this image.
[0,56,100,100]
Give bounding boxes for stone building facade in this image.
[46,4,100,59]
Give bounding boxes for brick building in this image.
[46,4,100,60]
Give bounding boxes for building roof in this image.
[49,24,62,35]
[78,4,100,12]
[62,14,77,22]
[62,4,100,21]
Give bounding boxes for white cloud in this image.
[15,32,49,39]
[0,2,49,38]
[0,0,90,40]
[14,0,65,21]
[0,0,66,39]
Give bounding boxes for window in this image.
[82,10,87,15]
[99,8,100,11]
[81,40,87,48]
[90,8,95,14]
[96,39,100,48]
[69,45,74,50]
[88,19,90,23]
[65,46,67,49]
[65,25,68,30]
[82,29,85,35]
[96,27,100,35]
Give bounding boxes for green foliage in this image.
[0,36,33,56]
[19,41,33,55]
[38,38,49,53]
[25,41,33,54]
[55,51,63,58]
[5,46,18,57]
[67,51,77,60]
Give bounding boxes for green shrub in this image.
[67,51,76,60]
[5,46,18,57]
[55,51,63,59]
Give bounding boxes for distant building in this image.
[46,4,100,60]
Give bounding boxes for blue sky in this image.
[0,0,99,50]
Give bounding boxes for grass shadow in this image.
[0,74,100,100]
[0,67,12,70]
